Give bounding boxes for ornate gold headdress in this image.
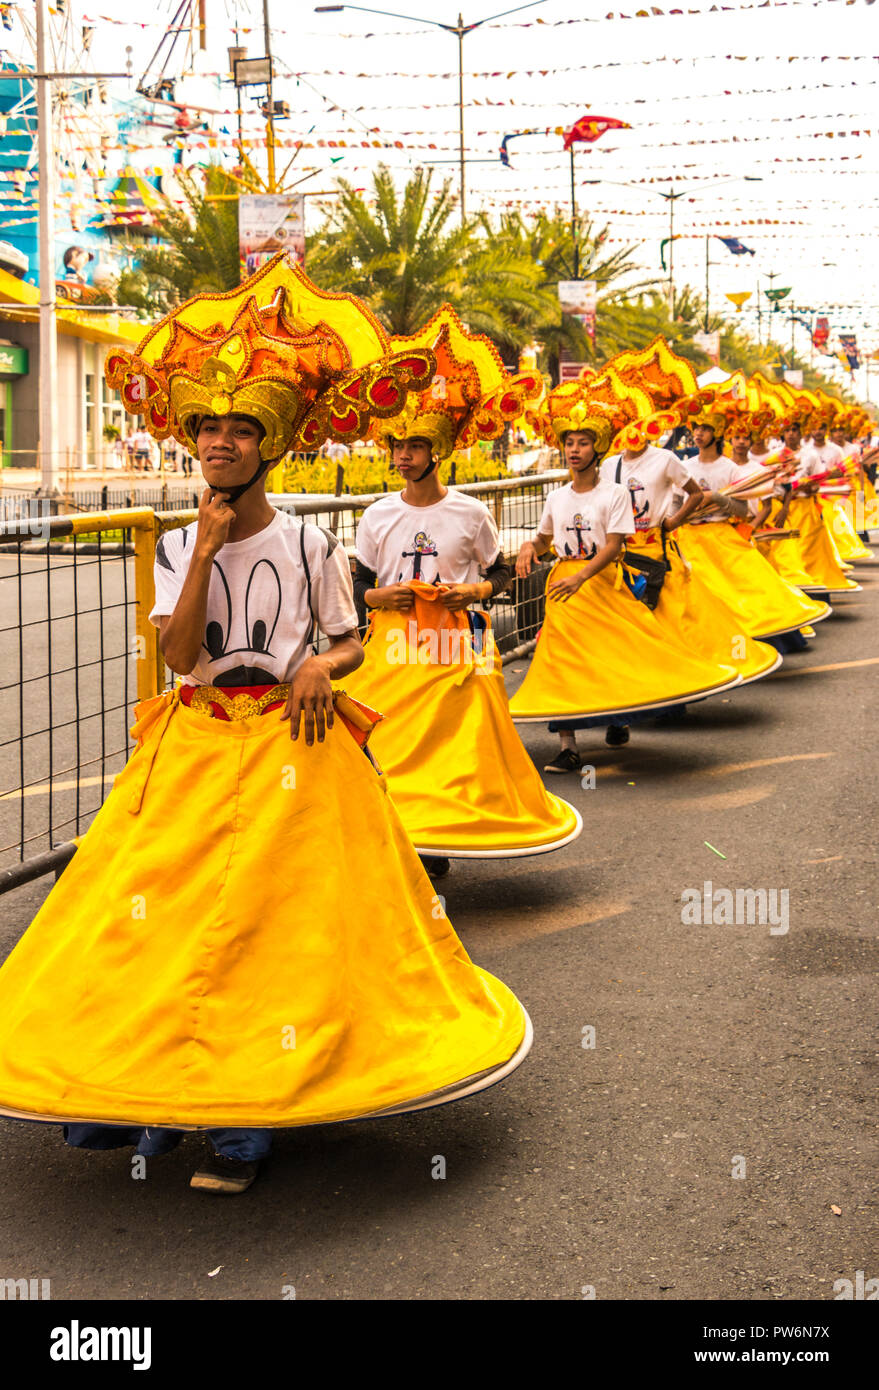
[534,368,667,455]
[105,253,436,462]
[371,305,543,460]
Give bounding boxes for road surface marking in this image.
[773,656,879,678]
[0,773,117,801]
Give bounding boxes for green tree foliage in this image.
[116,165,242,314]
[306,166,556,351]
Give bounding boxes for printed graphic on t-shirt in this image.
[626,477,651,529]
[564,512,598,559]
[202,556,283,685]
[400,529,440,581]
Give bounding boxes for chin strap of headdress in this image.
[412,456,439,482]
[213,456,276,504]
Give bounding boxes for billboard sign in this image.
[238,194,305,276]
[558,279,597,342]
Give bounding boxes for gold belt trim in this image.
[188,685,290,721]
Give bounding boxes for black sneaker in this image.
[190,1147,260,1194]
[420,855,451,879]
[543,748,582,774]
[605,724,630,747]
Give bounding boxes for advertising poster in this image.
[238,194,305,275]
[557,279,597,341]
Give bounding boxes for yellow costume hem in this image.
[412,810,583,859]
[0,693,530,1129]
[346,588,582,858]
[0,1011,534,1129]
[508,559,745,722]
[678,522,832,640]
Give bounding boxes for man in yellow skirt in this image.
[0,257,532,1194]
[347,306,581,874]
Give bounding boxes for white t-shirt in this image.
[354,489,501,586]
[684,455,742,523]
[149,509,358,687]
[537,481,634,558]
[797,440,844,479]
[600,446,691,530]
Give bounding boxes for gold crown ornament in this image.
[371,306,543,460]
[591,336,702,412]
[104,253,437,461]
[535,368,669,456]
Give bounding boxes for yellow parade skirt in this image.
[508,558,741,722]
[821,497,873,562]
[756,508,824,592]
[678,521,831,638]
[346,584,580,857]
[0,690,528,1129]
[629,532,781,684]
[786,496,860,592]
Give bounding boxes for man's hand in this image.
[516,541,538,578]
[196,487,234,558]
[281,655,335,745]
[547,569,586,603]
[440,582,487,612]
[368,583,415,611]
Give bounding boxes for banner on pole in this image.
[558,279,597,342]
[238,194,305,275]
[693,329,721,365]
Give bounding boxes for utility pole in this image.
[704,235,710,331]
[36,0,58,494]
[570,147,579,280]
[457,14,465,221]
[263,0,276,192]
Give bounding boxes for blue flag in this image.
[715,236,756,257]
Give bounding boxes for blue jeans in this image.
[63,1124,273,1161]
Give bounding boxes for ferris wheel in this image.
[1,0,126,231]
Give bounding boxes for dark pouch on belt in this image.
[621,529,670,610]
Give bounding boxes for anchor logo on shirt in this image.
[626,477,650,528]
[400,529,439,580]
[564,512,597,559]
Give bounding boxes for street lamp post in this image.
[314,2,547,219]
[585,177,762,320]
[36,0,58,494]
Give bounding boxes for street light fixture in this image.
[583,176,762,318]
[314,1,548,219]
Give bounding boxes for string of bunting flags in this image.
[68,0,878,29]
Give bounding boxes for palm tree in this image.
[116,165,242,314]
[306,166,555,352]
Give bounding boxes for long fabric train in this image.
[0,691,527,1129]
[346,582,580,855]
[509,559,742,722]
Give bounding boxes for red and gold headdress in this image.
[371,306,543,459]
[104,253,436,461]
[533,368,668,455]
[593,336,702,412]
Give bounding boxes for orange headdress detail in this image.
[105,254,437,461]
[373,305,543,459]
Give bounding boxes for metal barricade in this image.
[0,472,565,891]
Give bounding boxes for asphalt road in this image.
[0,560,876,1302]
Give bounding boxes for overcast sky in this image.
[18,0,878,394]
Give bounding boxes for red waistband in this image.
[179,683,285,721]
